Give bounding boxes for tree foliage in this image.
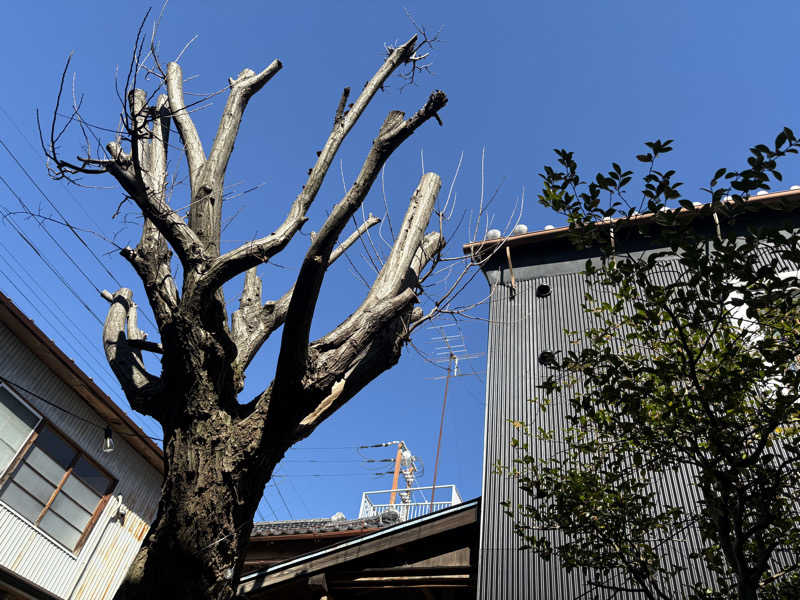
[503,132,800,599]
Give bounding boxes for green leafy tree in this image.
[503,133,800,599]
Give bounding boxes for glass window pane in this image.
[49,491,91,532]
[11,463,57,506]
[39,510,81,549]
[72,456,111,496]
[34,427,76,471]
[0,387,38,470]
[25,445,67,487]
[0,481,44,523]
[0,439,18,475]
[61,473,101,513]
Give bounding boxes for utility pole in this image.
[429,353,453,513]
[389,442,404,505]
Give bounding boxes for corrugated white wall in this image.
[0,321,162,599]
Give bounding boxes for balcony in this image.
[358,485,462,522]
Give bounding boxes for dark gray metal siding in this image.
[478,274,589,600]
[477,241,800,598]
[477,265,710,599]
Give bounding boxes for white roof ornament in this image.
[512,224,528,236]
[486,229,501,240]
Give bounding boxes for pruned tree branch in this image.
[258,173,442,440]
[186,60,282,258]
[165,61,206,195]
[191,35,422,299]
[272,94,446,391]
[205,60,282,187]
[101,288,162,419]
[231,215,381,375]
[102,90,204,269]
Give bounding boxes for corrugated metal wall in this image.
[477,242,800,598]
[479,275,588,599]
[0,321,162,599]
[477,266,716,599]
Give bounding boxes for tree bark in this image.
[115,323,274,600]
[47,24,449,600]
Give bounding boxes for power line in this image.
[0,260,113,390]
[0,190,103,325]
[0,171,106,300]
[260,495,279,521]
[0,373,163,443]
[271,481,294,520]
[0,136,125,289]
[0,240,130,388]
[281,458,393,463]
[0,113,157,330]
[283,474,313,518]
[272,472,394,478]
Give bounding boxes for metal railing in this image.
[358,485,462,521]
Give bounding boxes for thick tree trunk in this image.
[115,407,271,599]
[115,321,273,600]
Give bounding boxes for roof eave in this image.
[0,291,164,474]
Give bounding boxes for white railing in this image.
[358,485,462,521]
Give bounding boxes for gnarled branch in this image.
[101,288,163,420]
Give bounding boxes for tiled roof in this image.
[251,510,401,537]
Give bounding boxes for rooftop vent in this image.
[543,225,555,230]
[791,185,800,191]
[756,190,768,196]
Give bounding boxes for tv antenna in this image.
[427,324,482,513]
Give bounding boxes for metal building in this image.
[0,291,163,599]
[465,190,800,599]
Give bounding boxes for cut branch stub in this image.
[101,288,162,419]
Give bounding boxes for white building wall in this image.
[0,321,162,599]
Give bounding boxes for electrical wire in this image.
[0,105,157,330]
[272,471,394,478]
[0,241,132,390]
[0,172,107,306]
[0,193,103,324]
[283,474,313,518]
[270,481,294,520]
[0,136,126,290]
[260,495,279,521]
[0,373,164,442]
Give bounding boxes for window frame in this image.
[0,383,117,554]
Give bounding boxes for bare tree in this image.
[41,15,468,599]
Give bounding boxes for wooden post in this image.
[388,442,403,505]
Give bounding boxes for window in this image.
[0,384,116,552]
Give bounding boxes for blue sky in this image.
[1,1,800,521]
